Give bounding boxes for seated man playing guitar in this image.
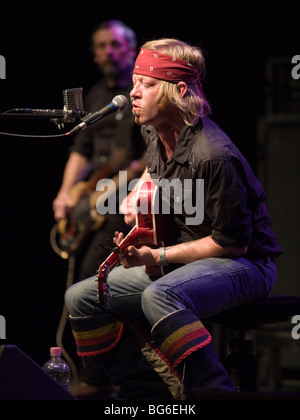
[65,38,281,399]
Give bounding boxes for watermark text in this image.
[96,173,204,226]
[291,315,300,340]
[0,315,6,339]
[0,55,6,79]
[291,55,300,80]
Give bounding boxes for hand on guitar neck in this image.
[113,231,160,268]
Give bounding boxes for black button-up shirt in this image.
[142,118,281,259]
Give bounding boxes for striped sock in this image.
[69,314,124,357]
[152,309,211,369]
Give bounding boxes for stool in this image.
[204,295,300,392]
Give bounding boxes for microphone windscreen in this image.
[112,95,129,111]
[63,88,84,115]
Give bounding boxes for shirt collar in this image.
[144,121,202,164]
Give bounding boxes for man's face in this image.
[130,74,163,127]
[92,26,134,76]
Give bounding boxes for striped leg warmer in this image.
[151,309,211,369]
[68,314,124,357]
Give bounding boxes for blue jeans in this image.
[65,256,277,327]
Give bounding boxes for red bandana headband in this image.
[134,48,201,84]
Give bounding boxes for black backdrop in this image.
[0,1,299,367]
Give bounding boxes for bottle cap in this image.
[50,347,62,357]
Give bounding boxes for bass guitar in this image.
[97,181,178,307]
[50,159,146,259]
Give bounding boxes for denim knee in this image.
[65,284,81,317]
[141,281,184,326]
[65,277,99,318]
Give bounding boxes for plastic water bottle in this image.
[42,347,71,391]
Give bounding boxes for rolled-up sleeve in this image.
[203,158,252,248]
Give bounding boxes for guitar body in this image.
[50,159,146,258]
[50,194,106,259]
[97,181,178,306]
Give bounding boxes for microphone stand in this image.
[0,87,85,127]
[0,110,85,131]
[0,110,66,118]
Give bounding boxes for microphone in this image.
[62,88,84,123]
[66,95,129,136]
[3,88,85,127]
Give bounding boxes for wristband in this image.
[158,247,168,266]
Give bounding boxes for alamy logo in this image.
[0,315,6,339]
[291,55,300,80]
[0,55,6,79]
[96,173,204,226]
[291,315,300,340]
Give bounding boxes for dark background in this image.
[0,0,299,369]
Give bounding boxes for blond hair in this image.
[141,38,211,125]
